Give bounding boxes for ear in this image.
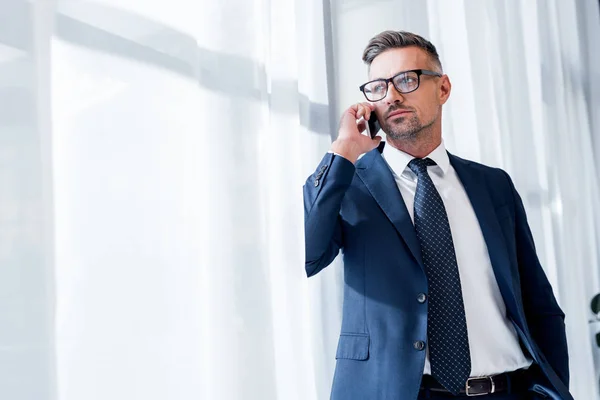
[439,75,451,105]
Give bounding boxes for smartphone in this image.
[358,113,381,139]
[367,113,381,138]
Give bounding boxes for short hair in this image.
[362,30,443,72]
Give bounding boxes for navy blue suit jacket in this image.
[303,143,572,400]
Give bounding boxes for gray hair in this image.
[362,30,443,72]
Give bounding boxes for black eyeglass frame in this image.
[359,69,442,102]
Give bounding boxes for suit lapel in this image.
[355,146,520,311]
[449,153,520,316]
[356,143,424,268]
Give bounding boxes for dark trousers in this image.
[417,389,540,399]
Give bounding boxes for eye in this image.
[365,81,386,94]
[397,75,416,85]
[373,83,387,93]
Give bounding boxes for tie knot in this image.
[408,158,436,176]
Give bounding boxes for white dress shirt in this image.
[381,141,533,376]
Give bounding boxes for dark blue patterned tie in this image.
[408,158,471,395]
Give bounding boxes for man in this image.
[303,31,573,400]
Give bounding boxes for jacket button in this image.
[414,341,425,351]
[417,293,427,303]
[314,179,320,187]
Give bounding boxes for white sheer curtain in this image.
[0,0,335,399]
[1,0,600,399]
[47,0,335,399]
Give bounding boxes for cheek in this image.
[415,99,438,119]
[374,105,386,120]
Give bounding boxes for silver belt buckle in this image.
[465,376,495,397]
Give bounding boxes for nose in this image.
[383,81,405,104]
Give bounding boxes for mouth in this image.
[386,110,412,119]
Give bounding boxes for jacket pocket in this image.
[529,383,561,399]
[335,333,370,360]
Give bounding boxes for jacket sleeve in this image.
[303,152,356,277]
[505,172,570,387]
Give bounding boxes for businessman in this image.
[303,31,573,399]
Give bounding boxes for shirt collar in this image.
[382,140,450,178]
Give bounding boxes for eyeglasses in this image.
[359,69,442,102]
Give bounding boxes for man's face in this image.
[367,47,450,141]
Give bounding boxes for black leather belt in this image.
[420,369,531,397]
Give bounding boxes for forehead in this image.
[368,47,432,80]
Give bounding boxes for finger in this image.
[347,102,372,120]
[340,108,362,133]
[356,120,367,133]
[362,102,374,120]
[356,104,365,119]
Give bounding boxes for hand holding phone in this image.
[332,102,382,163]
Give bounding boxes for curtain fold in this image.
[49,0,335,399]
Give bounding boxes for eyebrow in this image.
[369,68,442,81]
[369,69,416,81]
